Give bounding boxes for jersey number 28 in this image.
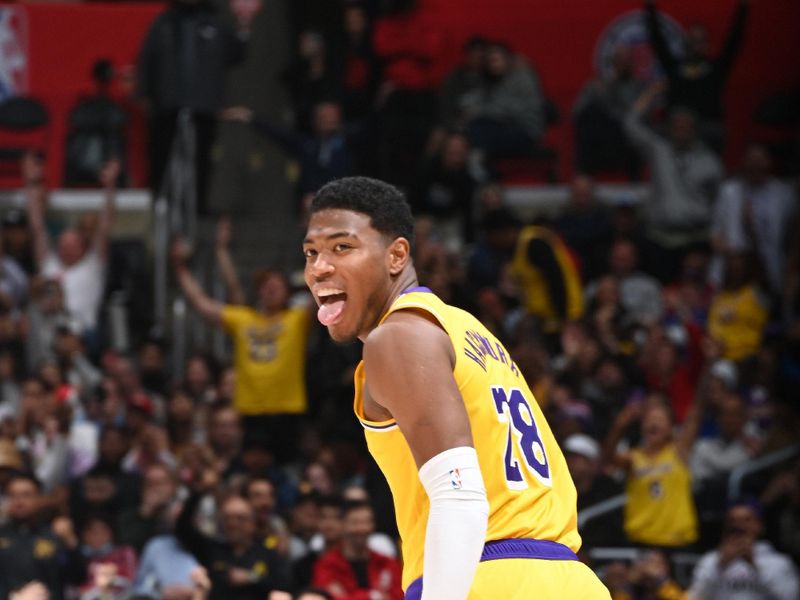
[492,386,552,490]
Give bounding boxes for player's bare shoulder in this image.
[364,308,455,372]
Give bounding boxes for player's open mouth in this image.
[316,289,347,326]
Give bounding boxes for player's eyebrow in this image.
[303,231,358,244]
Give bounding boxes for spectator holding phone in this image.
[688,501,799,600]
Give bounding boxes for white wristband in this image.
[418,446,489,600]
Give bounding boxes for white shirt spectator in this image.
[42,250,105,330]
[690,437,751,487]
[689,540,799,600]
[624,105,723,248]
[711,177,797,292]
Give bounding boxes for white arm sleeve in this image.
[418,446,490,600]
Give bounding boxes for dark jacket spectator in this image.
[645,0,749,124]
[410,132,478,244]
[0,474,86,600]
[176,491,291,600]
[462,43,545,160]
[223,102,371,194]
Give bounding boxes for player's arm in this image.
[363,310,489,600]
[171,237,224,325]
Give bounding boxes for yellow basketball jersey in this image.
[354,290,581,591]
[221,305,309,415]
[624,443,698,546]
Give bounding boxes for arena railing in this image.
[727,443,800,501]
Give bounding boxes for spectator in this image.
[0,219,29,311]
[554,175,614,282]
[24,280,71,375]
[589,239,663,327]
[24,155,120,341]
[171,233,310,462]
[437,36,487,130]
[282,31,341,135]
[183,353,218,407]
[243,476,290,555]
[133,535,207,599]
[77,515,137,598]
[690,392,757,492]
[166,386,205,456]
[563,434,624,547]
[16,379,70,492]
[117,463,180,554]
[206,404,243,478]
[0,473,86,600]
[137,339,169,399]
[624,83,723,282]
[176,484,291,600]
[312,501,402,600]
[467,207,521,290]
[573,45,645,177]
[603,396,700,548]
[293,495,344,589]
[644,0,749,150]
[340,4,381,123]
[223,101,372,196]
[639,322,704,424]
[288,491,320,562]
[409,132,479,248]
[53,318,103,403]
[688,501,799,600]
[339,486,397,559]
[604,550,686,600]
[2,208,35,276]
[136,0,256,213]
[510,224,584,335]
[761,458,800,566]
[711,143,798,297]
[462,41,546,168]
[662,249,714,327]
[707,252,768,362]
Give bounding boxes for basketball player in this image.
[303,177,610,599]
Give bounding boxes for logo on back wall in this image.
[0,7,28,101]
[594,10,685,82]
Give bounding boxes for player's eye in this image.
[333,243,351,252]
[303,248,317,259]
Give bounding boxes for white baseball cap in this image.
[563,434,600,462]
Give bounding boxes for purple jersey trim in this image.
[400,286,433,295]
[404,539,578,599]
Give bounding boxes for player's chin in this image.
[327,323,359,345]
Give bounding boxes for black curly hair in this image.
[310,176,415,246]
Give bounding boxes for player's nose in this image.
[308,253,335,280]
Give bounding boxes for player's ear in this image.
[387,237,411,276]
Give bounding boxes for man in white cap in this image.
[563,434,624,547]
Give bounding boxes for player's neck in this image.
[358,269,419,342]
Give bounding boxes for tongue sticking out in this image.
[317,298,346,326]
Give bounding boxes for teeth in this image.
[317,289,344,298]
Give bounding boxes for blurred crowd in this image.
[1,0,799,599]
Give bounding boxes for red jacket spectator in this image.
[312,545,403,600]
